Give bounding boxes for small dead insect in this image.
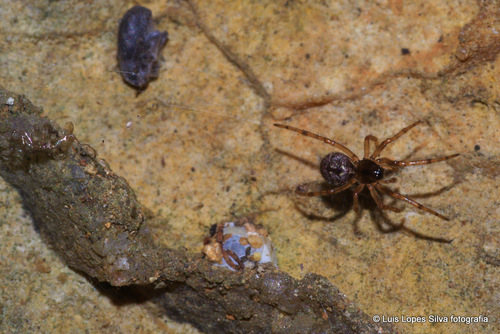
[203,222,246,270]
[118,6,168,89]
[215,222,245,271]
[274,121,459,230]
[203,220,277,270]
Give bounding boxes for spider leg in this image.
[368,185,403,213]
[364,135,379,159]
[274,123,359,162]
[371,121,422,158]
[352,184,365,214]
[378,154,460,167]
[376,185,450,221]
[296,178,356,197]
[378,177,397,184]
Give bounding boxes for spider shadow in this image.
[367,183,455,243]
[293,181,363,241]
[369,207,452,243]
[274,148,319,170]
[274,147,454,243]
[296,184,453,243]
[294,182,354,221]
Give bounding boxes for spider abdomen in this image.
[320,152,355,187]
[355,159,384,184]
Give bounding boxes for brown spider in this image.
[274,121,459,222]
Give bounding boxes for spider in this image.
[273,121,459,223]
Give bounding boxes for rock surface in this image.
[0,0,498,333]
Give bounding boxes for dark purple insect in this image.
[117,6,168,89]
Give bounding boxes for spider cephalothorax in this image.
[274,121,459,225]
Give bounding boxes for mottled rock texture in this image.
[0,0,498,333]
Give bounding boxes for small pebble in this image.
[247,235,263,249]
[250,252,261,262]
[6,97,14,105]
[203,242,223,263]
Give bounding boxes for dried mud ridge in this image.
[0,87,394,333]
